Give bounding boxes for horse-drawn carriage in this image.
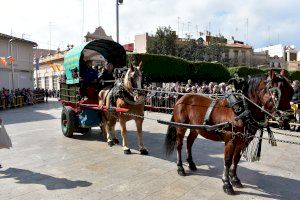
[60,39,127,137]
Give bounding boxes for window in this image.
[45,77,49,89]
[37,78,42,88]
[242,51,246,63]
[53,76,58,90]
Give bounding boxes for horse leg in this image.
[177,127,186,176]
[222,139,235,195]
[135,119,148,155]
[106,123,114,147]
[120,119,131,154]
[186,130,198,171]
[110,123,119,145]
[229,145,244,188]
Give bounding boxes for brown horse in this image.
[164,70,293,195]
[98,62,148,155]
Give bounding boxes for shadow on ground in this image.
[0,167,92,190]
[1,99,62,125]
[76,127,300,200]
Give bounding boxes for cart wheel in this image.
[61,106,75,137]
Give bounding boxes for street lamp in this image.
[9,39,15,90]
[116,0,123,43]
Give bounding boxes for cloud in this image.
[0,0,299,49]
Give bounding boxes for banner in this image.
[0,57,7,66]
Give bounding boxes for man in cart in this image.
[98,62,115,90]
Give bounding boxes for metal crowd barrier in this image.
[145,94,178,114]
[33,94,45,103]
[0,93,46,110]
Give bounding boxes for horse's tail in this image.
[164,114,177,157]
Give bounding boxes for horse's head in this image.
[229,74,277,114]
[268,69,294,112]
[124,61,143,91]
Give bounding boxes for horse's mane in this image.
[123,69,132,91]
[245,74,267,95]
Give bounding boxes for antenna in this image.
[208,21,211,33]
[268,26,270,45]
[187,21,191,38]
[195,25,199,38]
[246,18,249,44]
[181,22,184,38]
[177,17,180,37]
[82,0,85,41]
[235,27,238,40]
[98,0,100,27]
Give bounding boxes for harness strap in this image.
[203,99,218,125]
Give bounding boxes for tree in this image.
[147,26,178,56]
[204,38,228,63]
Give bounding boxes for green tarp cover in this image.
[63,39,126,84]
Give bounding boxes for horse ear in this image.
[138,61,143,71]
[129,63,134,72]
[269,69,276,81]
[280,69,288,78]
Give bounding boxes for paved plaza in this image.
[0,99,300,200]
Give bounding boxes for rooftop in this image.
[0,33,37,46]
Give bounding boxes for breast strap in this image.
[203,99,218,125]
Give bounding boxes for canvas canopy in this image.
[64,39,126,84]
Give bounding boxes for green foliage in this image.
[191,62,230,82]
[147,26,177,56]
[127,53,300,83]
[227,66,265,77]
[289,71,300,81]
[204,39,228,63]
[128,53,229,82]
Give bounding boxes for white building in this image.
[254,44,299,70]
[0,33,37,90]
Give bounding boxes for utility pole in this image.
[9,39,15,90]
[98,0,100,27]
[116,0,123,43]
[82,0,85,41]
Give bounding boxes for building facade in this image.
[0,33,37,90]
[33,47,67,90]
[33,26,115,90]
[254,44,299,70]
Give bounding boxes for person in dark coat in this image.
[45,89,49,103]
[98,63,115,90]
[80,60,98,99]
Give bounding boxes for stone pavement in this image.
[0,99,299,200]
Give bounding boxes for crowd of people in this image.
[144,80,232,113]
[0,88,60,109]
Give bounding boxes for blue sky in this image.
[0,0,299,50]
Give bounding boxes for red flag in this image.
[7,56,15,62]
[0,57,7,66]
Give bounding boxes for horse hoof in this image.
[108,141,114,147]
[177,167,186,176]
[223,184,235,195]
[113,138,119,144]
[231,179,243,188]
[140,148,148,155]
[187,161,197,171]
[124,149,131,155]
